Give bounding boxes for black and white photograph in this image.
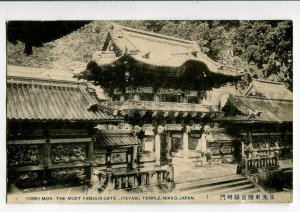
[5,19,293,203]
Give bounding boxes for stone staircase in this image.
[176,174,262,195]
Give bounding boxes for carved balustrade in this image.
[238,156,280,175]
[112,169,173,191]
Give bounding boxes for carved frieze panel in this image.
[7,145,41,167]
[209,142,234,155]
[10,171,38,183]
[52,143,87,163]
[8,171,42,189]
[50,167,87,181]
[93,151,106,165]
[111,152,127,163]
[210,144,221,155]
[251,135,283,148]
[221,144,234,154]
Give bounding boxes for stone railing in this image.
[93,168,174,193]
[100,100,220,113]
[112,170,171,191]
[238,156,280,175]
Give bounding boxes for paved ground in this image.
[174,163,238,183]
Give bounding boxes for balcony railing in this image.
[100,100,220,113]
[238,156,280,175]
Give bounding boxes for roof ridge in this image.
[236,95,293,102]
[7,75,86,85]
[111,23,197,46]
[7,65,86,84]
[254,79,285,85]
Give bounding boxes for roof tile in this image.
[95,134,139,148]
[101,24,240,76]
[7,77,118,121]
[217,95,293,123]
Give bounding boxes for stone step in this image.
[202,183,257,195]
[176,174,245,189]
[188,179,251,194]
[176,174,262,195]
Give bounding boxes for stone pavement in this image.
[174,163,238,183]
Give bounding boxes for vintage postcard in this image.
[6,20,293,203]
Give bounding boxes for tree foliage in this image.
[7,20,292,90]
[120,20,292,90]
[233,21,292,90]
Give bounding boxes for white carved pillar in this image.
[141,137,146,153]
[182,94,187,103]
[106,168,114,191]
[155,133,161,166]
[154,93,160,103]
[166,131,172,162]
[90,168,100,188]
[202,134,207,154]
[241,141,246,158]
[155,125,164,166]
[183,132,189,159]
[182,126,191,160]
[132,146,138,169]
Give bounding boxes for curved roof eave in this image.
[97,53,241,77]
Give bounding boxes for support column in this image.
[247,128,254,158]
[249,129,253,144]
[154,93,160,103]
[168,164,175,184]
[182,95,187,103]
[88,137,94,161]
[241,141,246,158]
[154,125,165,166]
[155,133,161,166]
[132,146,138,169]
[106,167,114,191]
[198,132,207,155]
[166,131,172,162]
[183,131,189,160]
[90,168,99,188]
[141,137,146,153]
